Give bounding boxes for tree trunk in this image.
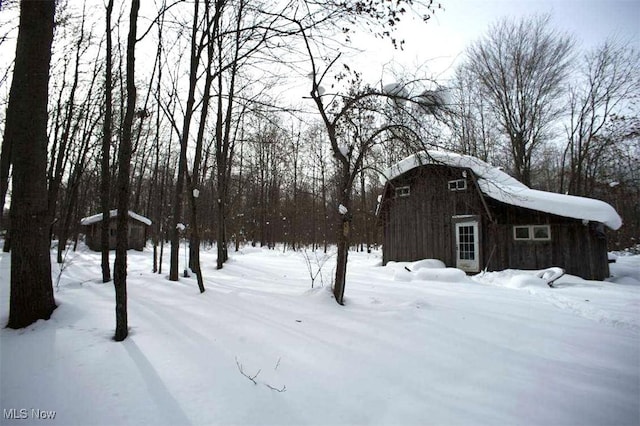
[216,193,227,269]
[113,0,139,342]
[6,0,57,329]
[359,169,370,253]
[333,173,351,305]
[170,0,200,281]
[101,0,114,283]
[0,121,10,239]
[321,163,328,254]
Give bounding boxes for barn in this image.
[377,150,622,280]
[80,210,152,251]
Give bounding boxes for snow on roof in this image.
[381,150,622,230]
[80,210,152,226]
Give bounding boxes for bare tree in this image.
[290,0,444,304]
[448,64,501,163]
[0,0,20,243]
[303,76,442,304]
[113,0,140,342]
[561,40,640,196]
[168,0,201,283]
[5,0,57,328]
[465,15,574,186]
[101,0,114,283]
[47,4,91,225]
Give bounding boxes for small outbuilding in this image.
[377,150,622,280]
[80,210,152,251]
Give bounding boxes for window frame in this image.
[448,179,467,191]
[395,185,411,198]
[513,225,531,240]
[513,225,551,241]
[531,225,551,241]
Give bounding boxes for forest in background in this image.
[0,0,638,278]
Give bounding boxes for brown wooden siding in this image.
[381,165,485,266]
[381,164,612,280]
[484,199,610,279]
[84,217,147,251]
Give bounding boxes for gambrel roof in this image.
[381,150,622,230]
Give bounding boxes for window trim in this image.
[513,225,530,240]
[531,225,551,241]
[448,179,467,191]
[395,185,410,198]
[513,225,551,241]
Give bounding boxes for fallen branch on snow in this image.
[235,357,261,385]
[235,356,287,392]
[264,383,287,392]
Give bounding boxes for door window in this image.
[458,225,475,260]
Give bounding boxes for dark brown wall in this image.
[484,200,610,280]
[381,165,485,265]
[380,165,611,280]
[85,217,147,251]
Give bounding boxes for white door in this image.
[455,221,479,272]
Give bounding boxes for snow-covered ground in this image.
[1,243,639,425]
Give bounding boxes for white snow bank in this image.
[411,258,446,270]
[80,210,152,226]
[534,267,565,285]
[608,255,640,286]
[477,269,550,289]
[388,259,469,283]
[415,267,469,282]
[381,150,622,230]
[474,261,640,332]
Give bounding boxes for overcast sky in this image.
[350,0,640,84]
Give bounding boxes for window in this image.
[514,226,530,240]
[513,225,551,241]
[532,225,551,240]
[395,186,410,198]
[448,179,467,191]
[457,225,476,260]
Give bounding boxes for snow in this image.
[337,143,349,158]
[1,245,639,426]
[382,150,623,230]
[382,82,409,101]
[534,267,565,285]
[382,82,409,108]
[79,210,152,226]
[338,204,348,215]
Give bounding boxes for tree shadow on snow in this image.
[123,340,192,425]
